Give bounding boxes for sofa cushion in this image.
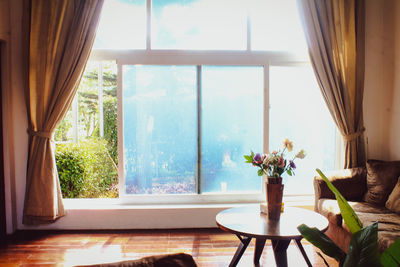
[356,211,400,252]
[317,198,400,252]
[317,199,392,219]
[386,177,400,214]
[364,160,400,206]
[314,167,367,201]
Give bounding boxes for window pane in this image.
[55,61,119,199]
[123,65,197,194]
[94,0,146,49]
[152,0,247,50]
[269,65,336,195]
[201,66,263,193]
[251,0,307,54]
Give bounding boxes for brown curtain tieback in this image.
[343,127,365,142]
[27,128,54,140]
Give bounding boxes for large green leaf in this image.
[343,222,381,267]
[297,224,346,264]
[381,238,400,267]
[316,169,363,234]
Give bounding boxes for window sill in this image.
[20,195,314,230]
[62,194,314,210]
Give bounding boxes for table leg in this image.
[294,239,312,267]
[271,239,291,267]
[229,235,252,267]
[254,238,266,266]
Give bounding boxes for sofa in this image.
[314,159,400,253]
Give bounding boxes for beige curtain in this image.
[23,0,103,225]
[297,0,366,168]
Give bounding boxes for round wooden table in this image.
[216,204,329,267]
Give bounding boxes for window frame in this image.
[66,0,334,204]
[88,50,311,204]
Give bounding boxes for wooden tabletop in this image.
[216,204,328,240]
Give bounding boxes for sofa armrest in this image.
[314,167,367,211]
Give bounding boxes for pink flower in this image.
[278,157,285,167]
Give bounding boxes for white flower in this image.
[283,138,293,152]
[296,149,306,159]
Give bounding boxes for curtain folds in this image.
[23,0,104,225]
[297,0,366,168]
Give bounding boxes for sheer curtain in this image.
[23,0,103,225]
[297,0,366,168]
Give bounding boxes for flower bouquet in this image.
[244,138,306,219]
[244,138,306,184]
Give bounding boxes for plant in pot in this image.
[244,138,306,220]
[297,169,400,267]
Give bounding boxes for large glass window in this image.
[94,0,146,49]
[250,0,307,53]
[201,66,263,193]
[123,65,197,194]
[121,65,263,195]
[152,0,247,50]
[269,65,336,194]
[55,0,337,200]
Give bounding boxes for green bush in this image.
[55,138,118,198]
[56,148,85,198]
[103,96,118,165]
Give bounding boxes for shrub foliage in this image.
[55,139,118,198]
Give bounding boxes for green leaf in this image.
[257,169,264,176]
[343,222,381,267]
[244,155,253,163]
[381,238,400,267]
[297,224,346,264]
[287,169,292,176]
[316,168,363,234]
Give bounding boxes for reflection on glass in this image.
[250,0,307,53]
[201,66,263,193]
[123,65,197,194]
[152,0,247,50]
[94,0,146,49]
[269,65,336,195]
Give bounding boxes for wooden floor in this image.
[0,229,338,267]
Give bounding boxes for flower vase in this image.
[265,177,284,220]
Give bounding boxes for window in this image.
[55,0,336,201]
[269,65,336,195]
[94,0,146,49]
[123,65,197,194]
[55,61,118,198]
[201,66,263,193]
[152,0,247,50]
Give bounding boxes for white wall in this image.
[364,0,397,160]
[388,1,400,160]
[10,0,29,233]
[2,0,28,234]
